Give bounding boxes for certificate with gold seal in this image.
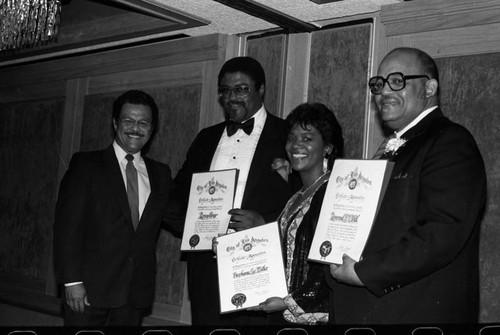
[216,222,288,314]
[308,159,394,264]
[180,169,238,251]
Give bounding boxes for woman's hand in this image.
[212,236,219,255]
[247,297,286,313]
[271,158,292,183]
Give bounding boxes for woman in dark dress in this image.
[250,102,344,325]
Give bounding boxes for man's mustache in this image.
[226,100,244,106]
[125,131,144,137]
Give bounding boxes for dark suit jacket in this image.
[54,145,171,309]
[165,112,294,325]
[330,109,486,325]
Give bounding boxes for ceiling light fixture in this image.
[0,0,62,51]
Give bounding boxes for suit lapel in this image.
[402,108,443,143]
[101,146,133,226]
[140,157,157,228]
[203,124,226,171]
[391,108,444,159]
[243,114,278,205]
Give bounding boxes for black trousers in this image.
[63,300,146,326]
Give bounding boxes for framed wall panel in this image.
[308,23,372,159]
[247,34,286,117]
[0,99,65,293]
[435,53,500,323]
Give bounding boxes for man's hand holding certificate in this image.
[308,159,393,264]
[215,222,288,314]
[180,169,238,251]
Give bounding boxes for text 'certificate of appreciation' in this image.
[180,169,238,251]
[216,222,288,314]
[308,159,394,264]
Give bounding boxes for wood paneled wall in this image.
[308,24,372,159]
[0,33,237,325]
[1,0,499,326]
[0,99,64,289]
[435,54,500,322]
[245,25,372,159]
[247,34,286,116]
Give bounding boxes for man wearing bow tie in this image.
[164,56,294,325]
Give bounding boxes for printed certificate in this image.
[180,169,238,251]
[308,159,394,264]
[216,222,288,313]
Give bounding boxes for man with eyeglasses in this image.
[328,47,486,324]
[163,56,294,326]
[54,90,172,325]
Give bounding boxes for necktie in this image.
[125,154,139,230]
[226,118,255,137]
[372,133,396,159]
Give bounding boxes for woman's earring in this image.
[323,153,329,173]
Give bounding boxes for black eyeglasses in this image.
[369,72,430,95]
[119,118,152,129]
[218,85,251,99]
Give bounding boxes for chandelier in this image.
[0,0,62,51]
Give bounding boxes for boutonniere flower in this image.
[271,158,291,182]
[385,137,407,155]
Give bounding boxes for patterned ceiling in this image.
[124,0,402,37]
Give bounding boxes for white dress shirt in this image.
[396,106,438,138]
[113,141,151,218]
[210,106,266,209]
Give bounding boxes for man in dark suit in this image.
[328,47,486,324]
[164,56,294,326]
[54,90,172,326]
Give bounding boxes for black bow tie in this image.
[226,118,255,137]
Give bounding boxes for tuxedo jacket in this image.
[165,112,294,325]
[329,108,487,324]
[54,145,171,309]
